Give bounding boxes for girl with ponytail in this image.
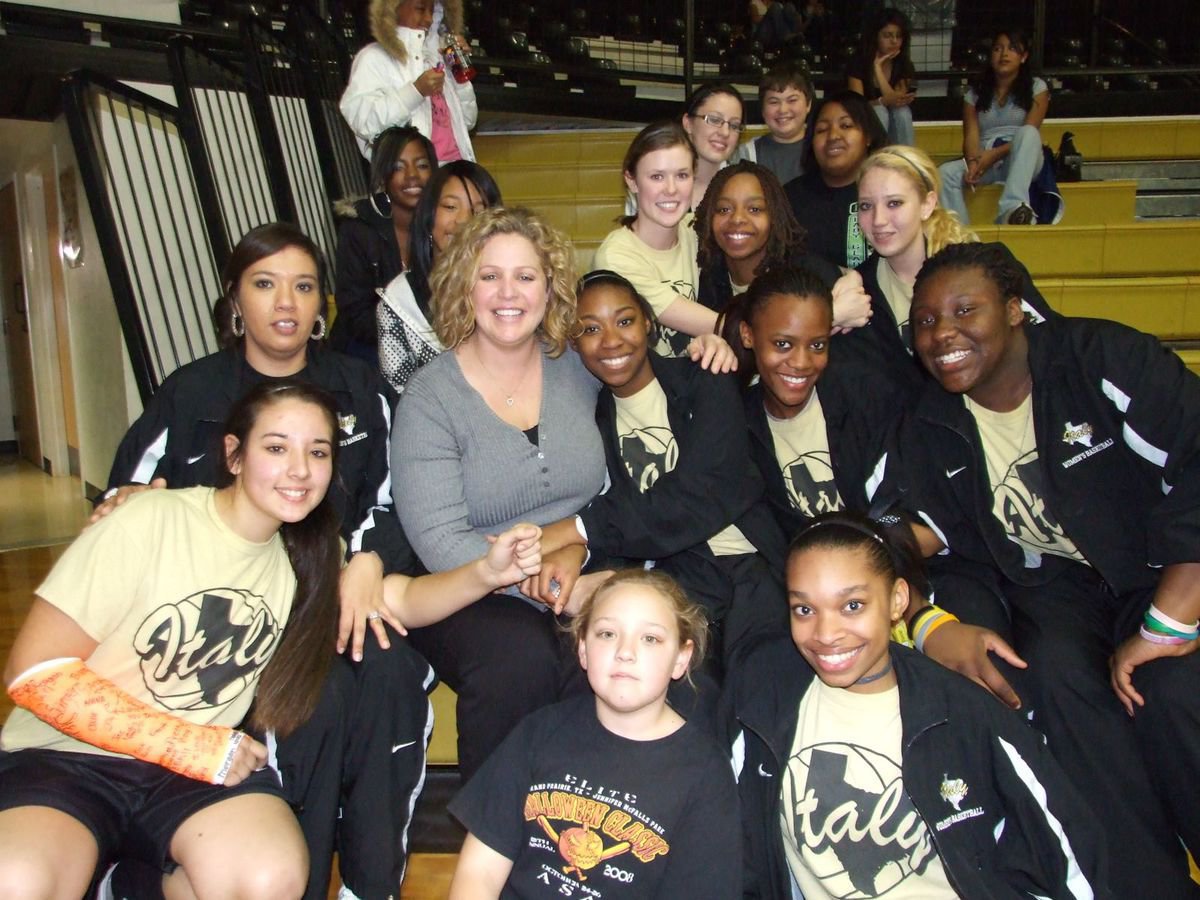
[726,510,1106,900]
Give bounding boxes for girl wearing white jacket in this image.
[341,0,477,162]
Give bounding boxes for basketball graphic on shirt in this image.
[658,279,698,357]
[132,588,282,711]
[782,742,935,898]
[782,450,842,517]
[993,450,1081,560]
[619,427,679,492]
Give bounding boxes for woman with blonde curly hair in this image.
[845,145,1052,394]
[389,206,609,780]
[430,206,579,355]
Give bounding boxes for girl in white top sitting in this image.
[938,28,1050,225]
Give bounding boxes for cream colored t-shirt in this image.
[2,487,297,758]
[766,389,844,517]
[594,218,700,358]
[876,257,913,352]
[965,394,1086,565]
[614,379,756,556]
[780,680,956,899]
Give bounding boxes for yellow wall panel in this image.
[1175,348,1200,376]
[1031,278,1064,313]
[494,167,582,199]
[1182,277,1200,336]
[527,200,577,235]
[963,180,1135,226]
[477,119,1200,175]
[427,683,458,765]
[999,226,1107,277]
[1104,223,1200,275]
[575,201,623,238]
[1058,277,1188,337]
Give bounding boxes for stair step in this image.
[973,221,1200,278]
[1084,159,1200,180]
[1137,194,1200,218]
[964,179,1135,225]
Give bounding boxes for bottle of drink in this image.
[440,25,476,83]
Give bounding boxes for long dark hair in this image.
[407,160,503,317]
[214,222,326,349]
[695,161,807,280]
[857,7,916,90]
[803,90,888,175]
[974,28,1036,114]
[369,125,438,196]
[215,380,342,738]
[719,265,832,387]
[788,510,930,601]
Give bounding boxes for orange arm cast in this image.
[8,657,244,784]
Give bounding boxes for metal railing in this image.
[242,16,340,283]
[62,71,221,403]
[286,3,369,202]
[56,3,368,395]
[168,35,281,271]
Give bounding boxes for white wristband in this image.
[212,732,245,785]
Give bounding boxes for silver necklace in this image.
[472,342,535,407]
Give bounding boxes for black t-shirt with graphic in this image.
[449,696,741,899]
[785,171,868,270]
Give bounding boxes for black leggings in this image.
[943,560,1200,898]
[409,593,577,782]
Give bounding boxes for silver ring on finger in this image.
[367,611,382,621]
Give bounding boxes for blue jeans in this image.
[938,124,1044,224]
[873,102,914,147]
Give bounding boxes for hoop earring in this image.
[312,314,327,341]
[231,310,245,338]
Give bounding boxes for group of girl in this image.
[2,22,1196,900]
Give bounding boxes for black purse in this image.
[1055,131,1083,183]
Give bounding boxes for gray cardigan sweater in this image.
[392,348,606,572]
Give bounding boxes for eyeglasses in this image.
[694,112,745,134]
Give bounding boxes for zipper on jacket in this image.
[737,714,792,898]
[900,717,971,897]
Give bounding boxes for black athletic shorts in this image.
[0,747,287,872]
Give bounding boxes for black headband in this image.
[881,149,933,193]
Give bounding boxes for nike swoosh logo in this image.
[392,741,416,753]
[945,467,966,478]
[757,763,773,778]
[187,454,205,464]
